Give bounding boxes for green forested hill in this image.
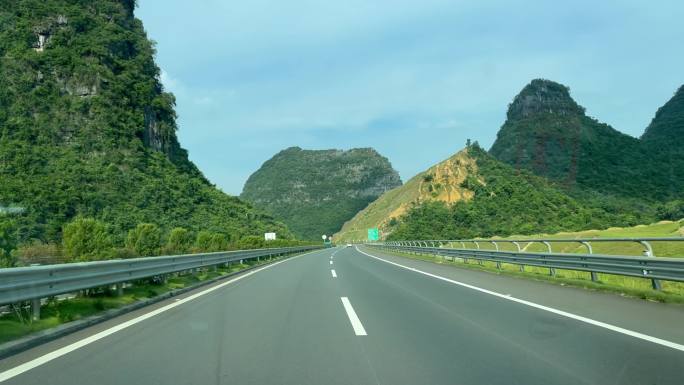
[640,85,684,199]
[385,145,643,240]
[241,147,402,239]
[0,0,292,262]
[390,80,683,241]
[489,79,654,199]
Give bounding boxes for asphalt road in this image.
[1,246,683,385]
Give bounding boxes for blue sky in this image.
[137,0,684,195]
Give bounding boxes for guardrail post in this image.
[580,241,598,282]
[513,242,524,272]
[31,298,41,321]
[543,241,555,276]
[115,282,124,296]
[474,241,483,265]
[491,241,501,269]
[440,241,453,261]
[639,241,662,290]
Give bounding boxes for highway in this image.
[1,246,683,384]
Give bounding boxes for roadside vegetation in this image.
[372,219,684,303]
[0,216,312,268]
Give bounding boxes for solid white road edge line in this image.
[355,246,684,352]
[0,249,327,383]
[340,297,367,336]
[331,269,337,278]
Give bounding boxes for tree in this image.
[237,235,264,250]
[0,218,18,267]
[195,231,213,252]
[208,233,229,252]
[126,223,162,256]
[164,227,194,254]
[63,217,113,261]
[194,231,229,252]
[656,200,684,221]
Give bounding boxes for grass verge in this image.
[368,247,684,304]
[0,256,281,345]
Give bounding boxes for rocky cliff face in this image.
[240,147,402,239]
[506,79,585,120]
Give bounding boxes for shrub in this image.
[208,233,229,252]
[656,200,684,221]
[109,247,138,260]
[194,231,213,252]
[0,218,17,266]
[13,240,61,265]
[126,223,162,256]
[237,235,265,250]
[164,227,194,254]
[62,217,113,261]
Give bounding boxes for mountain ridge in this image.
[336,145,641,241]
[241,146,402,239]
[489,78,683,201]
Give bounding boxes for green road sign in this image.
[367,228,379,241]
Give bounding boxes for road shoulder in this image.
[358,245,684,345]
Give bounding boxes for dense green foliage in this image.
[164,227,193,254]
[62,217,112,260]
[241,147,402,239]
[388,146,644,240]
[0,0,293,258]
[125,223,161,256]
[490,79,684,203]
[194,231,229,253]
[640,85,684,199]
[6,216,314,265]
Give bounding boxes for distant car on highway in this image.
[346,243,353,247]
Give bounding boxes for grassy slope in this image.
[483,219,684,257]
[335,172,424,241]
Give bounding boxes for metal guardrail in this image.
[385,238,684,256]
[0,245,321,318]
[368,239,684,290]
